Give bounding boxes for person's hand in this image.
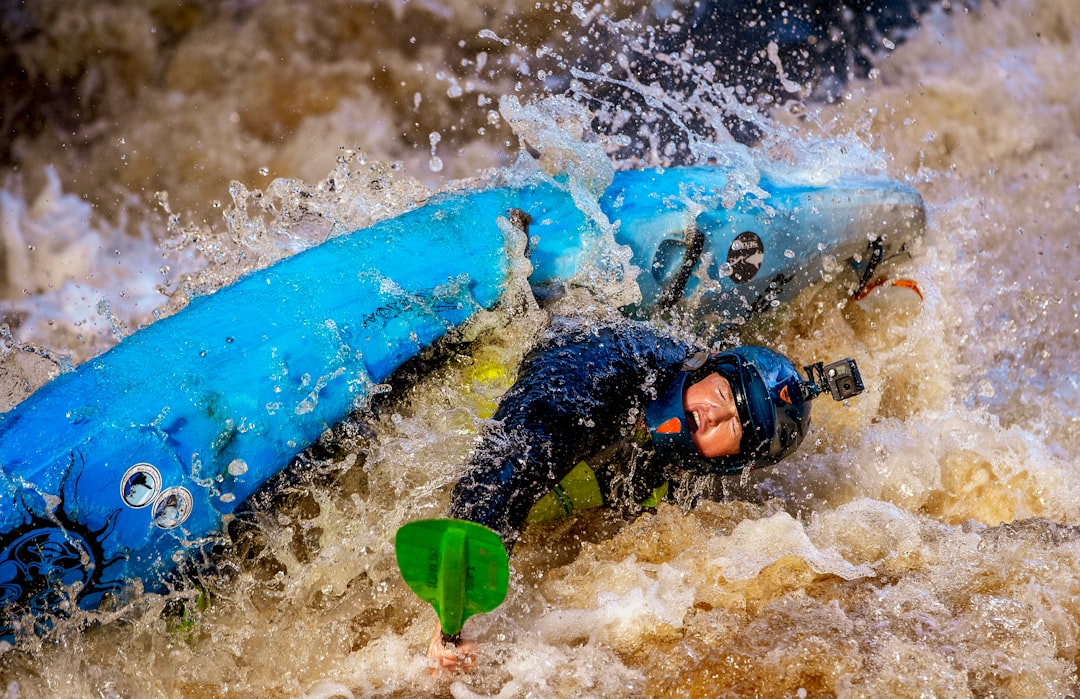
[427,624,478,673]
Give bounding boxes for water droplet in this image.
[478,28,509,45]
[428,132,444,172]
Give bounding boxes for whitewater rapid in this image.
[1,1,1078,697]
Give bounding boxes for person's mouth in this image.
[686,409,700,433]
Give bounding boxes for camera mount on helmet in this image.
[800,358,865,402]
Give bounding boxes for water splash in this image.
[2,0,1080,696]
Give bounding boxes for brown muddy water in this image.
[1,1,1078,697]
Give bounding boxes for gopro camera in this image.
[803,359,865,402]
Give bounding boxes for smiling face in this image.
[683,372,743,458]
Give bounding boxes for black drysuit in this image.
[447,319,693,547]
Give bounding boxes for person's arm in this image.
[431,322,686,670]
[447,321,688,547]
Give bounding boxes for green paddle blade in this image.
[395,518,510,638]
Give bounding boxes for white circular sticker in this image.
[120,463,161,509]
[152,487,193,529]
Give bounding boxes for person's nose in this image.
[704,401,736,425]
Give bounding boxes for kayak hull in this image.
[0,166,924,643]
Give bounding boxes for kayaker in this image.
[430,315,863,669]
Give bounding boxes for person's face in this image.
[683,372,743,458]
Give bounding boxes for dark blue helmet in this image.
[646,347,861,474]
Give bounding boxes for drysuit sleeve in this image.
[446,320,688,547]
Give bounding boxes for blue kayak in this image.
[0,165,924,644]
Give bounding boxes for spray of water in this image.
[2,0,1079,697]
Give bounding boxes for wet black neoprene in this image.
[446,318,690,547]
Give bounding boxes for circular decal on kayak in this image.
[120,463,161,508]
[727,231,765,284]
[152,487,193,529]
